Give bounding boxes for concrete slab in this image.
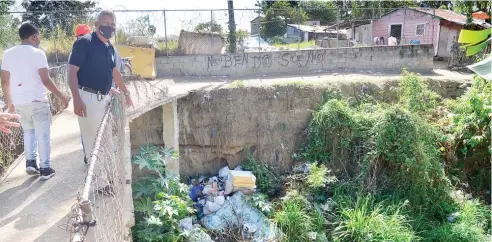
[0,106,85,242]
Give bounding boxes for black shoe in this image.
[39,167,56,181]
[26,160,39,175]
[84,156,88,164]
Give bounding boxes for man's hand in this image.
[0,113,20,133]
[59,95,70,110]
[6,102,15,114]
[73,97,87,117]
[124,95,134,108]
[110,87,120,96]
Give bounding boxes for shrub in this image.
[132,144,194,242]
[242,154,284,198]
[333,195,418,242]
[449,75,491,156]
[398,69,440,113]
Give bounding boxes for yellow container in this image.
[114,45,156,79]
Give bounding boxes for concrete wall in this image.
[156,45,434,77]
[175,78,470,176]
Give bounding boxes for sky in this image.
[12,0,260,36]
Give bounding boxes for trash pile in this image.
[180,166,283,242]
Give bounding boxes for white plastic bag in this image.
[215,195,225,205]
[204,201,221,215]
[218,166,230,178]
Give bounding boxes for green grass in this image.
[333,195,418,242]
[156,40,179,56]
[273,80,309,87]
[273,40,316,49]
[229,80,246,88]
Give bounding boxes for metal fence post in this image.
[210,10,213,50]
[163,10,169,56]
[258,9,261,52]
[297,7,301,51]
[336,11,339,50]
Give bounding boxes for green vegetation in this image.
[131,71,491,242]
[229,80,246,88]
[273,80,309,87]
[273,40,316,49]
[333,195,418,242]
[132,145,193,242]
[242,153,284,197]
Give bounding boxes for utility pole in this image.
[227,0,237,53]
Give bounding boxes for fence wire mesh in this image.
[0,64,70,178]
[1,6,455,62]
[68,95,127,242]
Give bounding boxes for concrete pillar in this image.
[162,100,179,175]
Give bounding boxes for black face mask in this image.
[98,25,115,39]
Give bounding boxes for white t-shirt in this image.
[388,36,398,46]
[1,45,49,105]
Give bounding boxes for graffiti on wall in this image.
[207,50,328,70]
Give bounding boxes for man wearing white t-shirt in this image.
[1,23,69,180]
[388,35,398,46]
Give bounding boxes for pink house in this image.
[372,8,489,58]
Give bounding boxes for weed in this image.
[273,80,308,87]
[333,195,418,242]
[132,144,193,242]
[306,163,337,203]
[229,80,246,88]
[248,193,273,216]
[398,69,440,113]
[242,153,284,198]
[424,200,491,242]
[273,190,324,242]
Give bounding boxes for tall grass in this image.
[333,195,418,242]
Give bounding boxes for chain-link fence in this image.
[0,64,71,177]
[64,77,169,242]
[68,95,128,242]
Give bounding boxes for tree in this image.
[452,0,491,24]
[21,0,97,38]
[228,0,237,53]
[126,15,156,36]
[0,1,17,49]
[260,1,308,40]
[299,0,337,25]
[194,21,224,34]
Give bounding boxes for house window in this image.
[416,24,425,36]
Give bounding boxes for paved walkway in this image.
[0,105,85,242]
[0,80,218,242]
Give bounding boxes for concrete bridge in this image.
[0,79,215,242]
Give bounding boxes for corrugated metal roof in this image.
[378,7,489,27]
[412,7,468,25]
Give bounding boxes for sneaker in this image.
[39,167,56,181]
[26,160,39,175]
[84,156,88,164]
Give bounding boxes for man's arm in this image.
[38,68,69,109]
[113,68,133,108]
[0,70,14,113]
[113,67,128,93]
[68,65,82,101]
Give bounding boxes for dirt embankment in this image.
[177,78,470,175]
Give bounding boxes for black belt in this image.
[79,85,109,95]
